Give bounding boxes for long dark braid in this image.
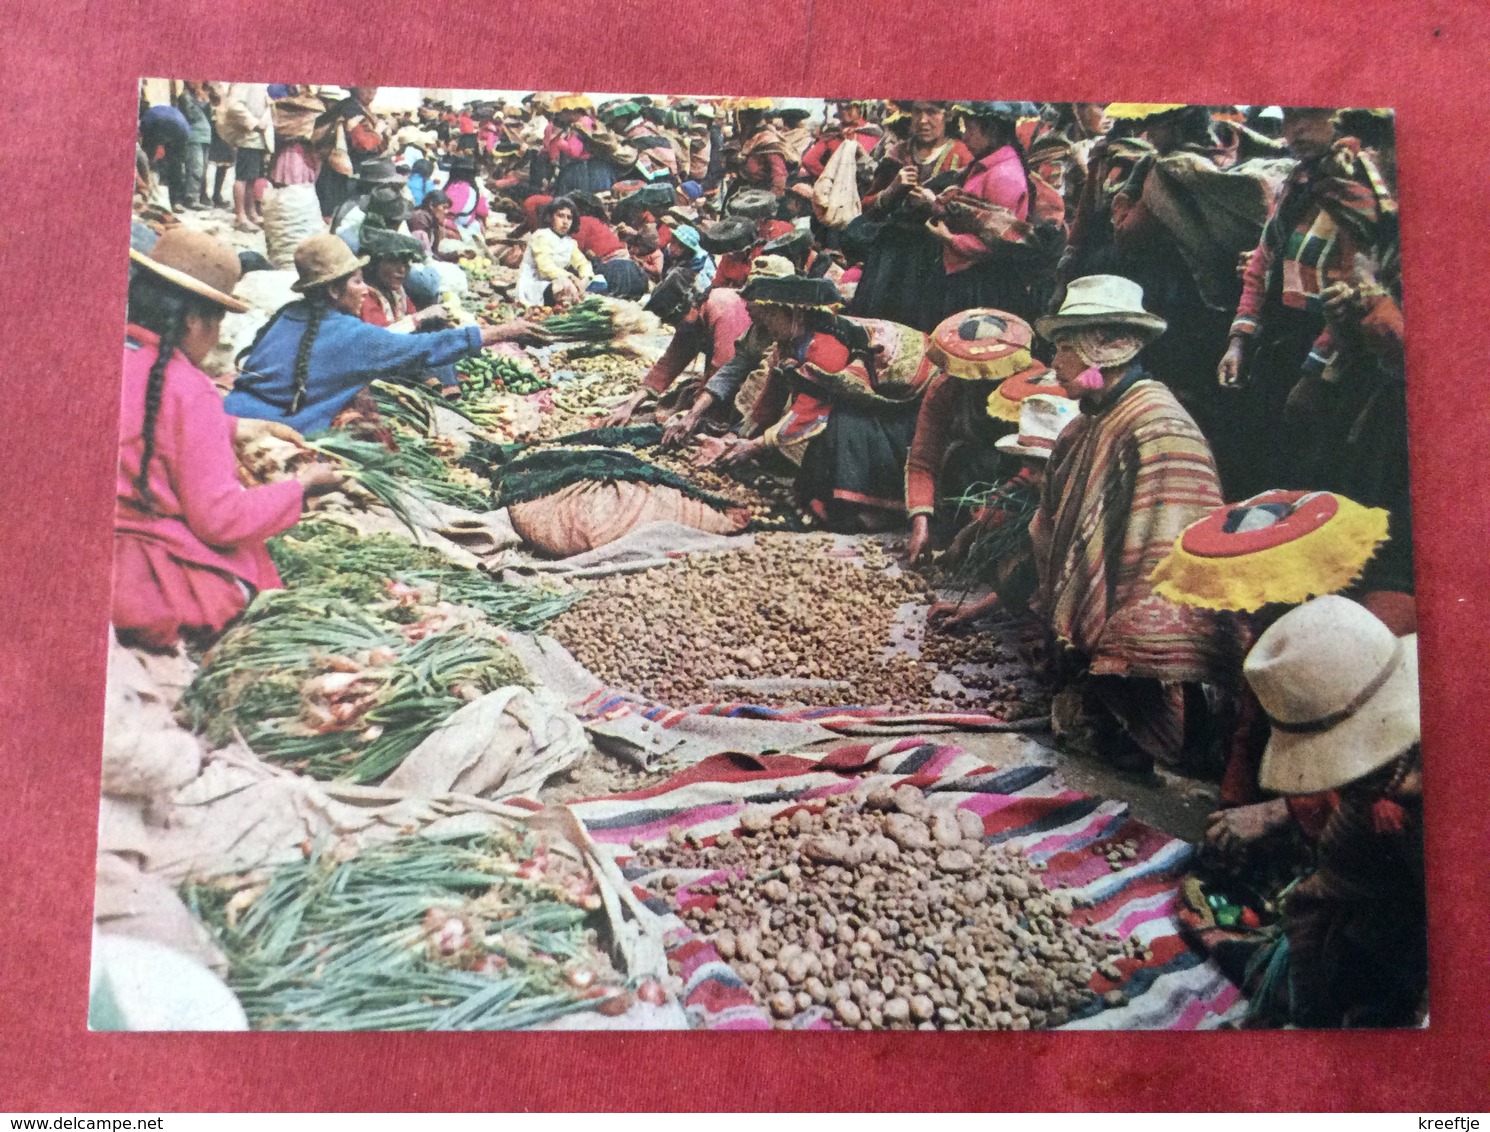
[289,297,330,416]
[126,274,195,513]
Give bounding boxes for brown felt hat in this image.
[291,234,369,293]
[128,228,250,313]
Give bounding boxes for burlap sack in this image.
[261,184,327,269]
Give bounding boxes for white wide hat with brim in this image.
[1035,274,1168,341]
[995,393,1079,459]
[1246,594,1420,795]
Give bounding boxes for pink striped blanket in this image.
[565,738,1245,1030]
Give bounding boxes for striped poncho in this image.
[1031,375,1240,685]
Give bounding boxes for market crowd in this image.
[126,86,1421,1029]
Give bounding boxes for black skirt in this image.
[849,223,946,332]
[796,400,920,526]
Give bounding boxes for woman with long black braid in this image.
[228,234,545,434]
[114,229,343,649]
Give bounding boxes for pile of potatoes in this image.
[549,534,1039,711]
[644,449,809,531]
[634,783,1146,1030]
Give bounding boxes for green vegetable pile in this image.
[182,590,528,782]
[185,827,627,1030]
[537,297,615,342]
[182,519,579,781]
[456,355,551,395]
[309,431,491,532]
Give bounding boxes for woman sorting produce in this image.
[696,264,935,530]
[904,307,1061,563]
[228,234,545,434]
[514,197,594,307]
[114,229,344,649]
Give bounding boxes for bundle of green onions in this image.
[371,377,513,436]
[309,431,491,531]
[185,828,632,1030]
[268,518,580,629]
[945,476,1041,587]
[182,588,529,782]
[537,297,615,342]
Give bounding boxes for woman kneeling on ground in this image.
[229,234,545,435]
[694,264,935,531]
[114,229,345,650]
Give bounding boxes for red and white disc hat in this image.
[1150,489,1392,612]
[994,394,1080,460]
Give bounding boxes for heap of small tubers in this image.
[548,534,1032,712]
[634,783,1144,1030]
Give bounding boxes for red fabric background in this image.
[1,0,1487,1111]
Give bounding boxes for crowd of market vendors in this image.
[125,85,1421,1028]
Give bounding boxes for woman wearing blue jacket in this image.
[228,234,544,435]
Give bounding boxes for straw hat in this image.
[291,234,370,293]
[1035,274,1168,340]
[1150,490,1392,612]
[928,308,1046,383]
[995,394,1080,460]
[128,228,250,313]
[746,254,796,283]
[550,93,594,113]
[1247,595,1420,795]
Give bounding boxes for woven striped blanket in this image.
[575,686,1038,736]
[566,738,1246,1030]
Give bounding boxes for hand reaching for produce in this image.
[1202,798,1292,859]
[603,391,647,428]
[693,434,759,469]
[927,593,1001,630]
[481,319,551,346]
[906,514,931,564]
[660,394,715,450]
[234,418,308,449]
[294,461,347,497]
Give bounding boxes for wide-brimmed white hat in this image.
[995,393,1079,460]
[1035,274,1168,341]
[1246,595,1420,795]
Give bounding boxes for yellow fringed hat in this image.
[1104,103,1188,122]
[928,308,1046,383]
[722,96,775,112]
[550,93,595,113]
[985,366,1069,422]
[1150,490,1391,612]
